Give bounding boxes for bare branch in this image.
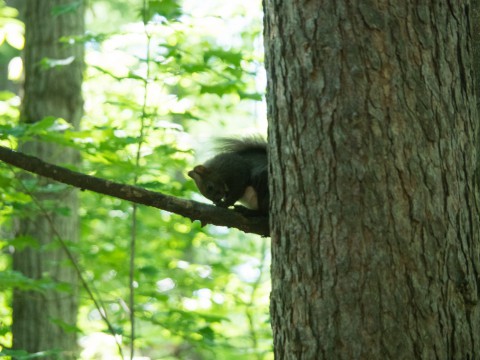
[0,146,269,236]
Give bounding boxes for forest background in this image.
[0,0,272,359]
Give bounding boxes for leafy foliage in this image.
[146,0,182,21]
[0,0,271,359]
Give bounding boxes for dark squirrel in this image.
[188,136,268,215]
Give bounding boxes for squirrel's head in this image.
[188,165,228,205]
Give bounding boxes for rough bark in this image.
[472,0,480,105]
[264,1,480,359]
[12,1,84,358]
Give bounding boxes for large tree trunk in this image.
[264,1,480,359]
[12,1,84,358]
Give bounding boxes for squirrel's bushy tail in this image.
[214,135,267,154]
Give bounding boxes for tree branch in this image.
[0,146,269,236]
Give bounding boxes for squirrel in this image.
[188,136,268,215]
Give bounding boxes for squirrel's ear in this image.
[193,165,208,174]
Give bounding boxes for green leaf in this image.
[0,350,29,358]
[238,91,263,101]
[50,318,83,334]
[198,326,215,343]
[126,71,146,81]
[204,49,243,67]
[25,116,56,133]
[25,117,71,137]
[182,63,207,73]
[0,3,18,19]
[0,90,16,100]
[39,56,75,69]
[0,123,27,138]
[139,265,159,276]
[200,81,238,96]
[0,270,39,291]
[0,322,10,336]
[147,0,182,21]
[11,235,40,251]
[59,32,111,45]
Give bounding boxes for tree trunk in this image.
[12,1,84,358]
[0,0,23,93]
[264,1,480,359]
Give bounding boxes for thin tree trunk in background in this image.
[264,1,480,359]
[0,0,23,93]
[12,1,84,358]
